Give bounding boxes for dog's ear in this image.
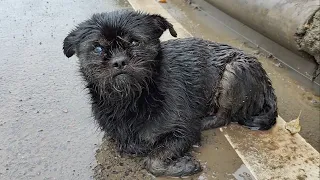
[63,29,80,58]
[150,14,177,38]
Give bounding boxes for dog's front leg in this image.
[144,131,202,177]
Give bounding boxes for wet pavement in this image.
[1,0,319,179]
[0,0,130,179]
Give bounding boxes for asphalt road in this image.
[0,0,130,179]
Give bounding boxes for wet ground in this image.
[0,0,319,180]
[0,0,129,179]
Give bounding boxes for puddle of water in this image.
[193,129,242,180]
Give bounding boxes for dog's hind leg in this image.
[202,61,256,131]
[201,63,243,131]
[201,109,232,130]
[201,116,219,130]
[211,60,277,131]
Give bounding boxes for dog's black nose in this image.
[112,56,127,69]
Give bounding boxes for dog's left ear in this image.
[63,29,80,58]
[151,14,177,38]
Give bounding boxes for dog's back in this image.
[159,37,277,130]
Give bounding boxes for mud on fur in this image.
[63,9,278,177]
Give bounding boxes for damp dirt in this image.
[94,136,151,180]
[296,9,320,65]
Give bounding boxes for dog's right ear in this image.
[63,29,79,58]
[150,14,177,38]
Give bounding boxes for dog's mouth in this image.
[114,74,128,83]
[112,71,128,78]
[112,71,132,86]
[110,72,141,96]
[112,71,133,83]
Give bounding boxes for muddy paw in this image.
[145,156,202,177]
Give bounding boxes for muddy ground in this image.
[94,129,247,180]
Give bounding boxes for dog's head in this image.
[63,10,176,98]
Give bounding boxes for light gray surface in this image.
[0,0,129,179]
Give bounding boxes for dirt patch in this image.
[94,136,153,180]
[296,9,320,79]
[296,9,320,64]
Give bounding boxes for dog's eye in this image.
[94,46,103,55]
[131,41,139,46]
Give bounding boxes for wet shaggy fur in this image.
[63,10,277,177]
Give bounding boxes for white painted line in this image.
[127,0,320,179]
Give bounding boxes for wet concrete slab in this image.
[223,120,319,180]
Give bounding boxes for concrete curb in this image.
[127,0,320,179]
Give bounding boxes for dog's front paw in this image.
[145,156,202,177]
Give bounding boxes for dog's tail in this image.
[242,81,278,130]
[236,63,278,131]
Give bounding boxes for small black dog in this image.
[63,10,277,177]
